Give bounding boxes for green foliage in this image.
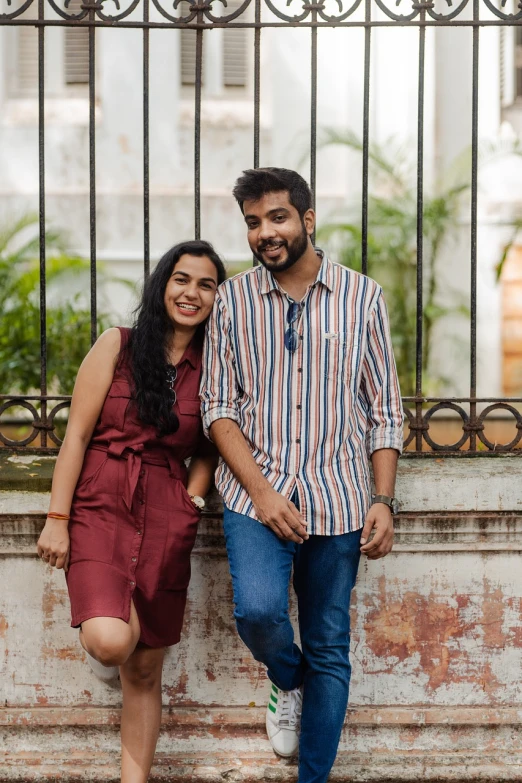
[0,215,114,395]
[316,131,470,396]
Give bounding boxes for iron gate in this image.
[1,0,522,453]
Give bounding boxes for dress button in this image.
[130,581,135,587]
[139,499,145,505]
[140,469,145,477]
[131,557,137,562]
[137,530,142,535]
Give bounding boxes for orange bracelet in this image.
[47,512,70,521]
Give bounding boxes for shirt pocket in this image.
[100,379,133,432]
[324,329,361,385]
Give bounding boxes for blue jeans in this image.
[223,505,362,783]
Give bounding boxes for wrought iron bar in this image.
[469,0,479,451]
[38,0,47,448]
[88,1,97,345]
[194,26,203,240]
[310,18,317,243]
[143,0,150,277]
[361,0,371,277]
[414,7,426,452]
[254,0,261,170]
[5,19,522,30]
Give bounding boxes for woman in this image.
[37,240,226,782]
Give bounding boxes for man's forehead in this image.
[243,191,294,217]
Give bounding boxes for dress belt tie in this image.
[90,443,187,511]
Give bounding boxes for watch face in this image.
[191,495,205,509]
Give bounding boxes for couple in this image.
[37,167,404,783]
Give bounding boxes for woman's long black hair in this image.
[127,240,226,437]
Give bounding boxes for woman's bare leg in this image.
[119,645,165,783]
[79,601,141,666]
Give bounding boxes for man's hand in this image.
[252,486,309,544]
[360,503,394,559]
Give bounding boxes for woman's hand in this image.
[37,519,70,572]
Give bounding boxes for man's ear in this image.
[303,209,315,236]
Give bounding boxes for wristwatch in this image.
[189,494,206,511]
[371,494,399,515]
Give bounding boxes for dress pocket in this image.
[100,379,133,432]
[176,398,202,446]
[70,450,120,565]
[157,482,200,591]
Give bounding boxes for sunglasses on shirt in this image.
[284,301,303,352]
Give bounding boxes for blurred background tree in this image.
[316,131,470,397]
[0,215,131,395]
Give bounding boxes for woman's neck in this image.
[166,327,196,366]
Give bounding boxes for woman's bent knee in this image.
[81,619,134,666]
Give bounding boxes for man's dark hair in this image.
[233,167,313,219]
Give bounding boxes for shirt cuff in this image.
[202,406,240,440]
[366,426,404,457]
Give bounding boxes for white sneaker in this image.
[85,651,120,683]
[265,683,302,758]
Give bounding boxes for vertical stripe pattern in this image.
[200,254,404,536]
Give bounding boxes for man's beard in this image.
[253,224,308,273]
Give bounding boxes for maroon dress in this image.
[66,327,202,648]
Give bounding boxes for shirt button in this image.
[131,557,137,562]
[296,438,301,444]
[297,404,302,410]
[297,368,303,373]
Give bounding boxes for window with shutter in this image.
[64,0,89,84]
[180,9,247,89]
[17,26,38,95]
[516,28,522,99]
[223,0,247,88]
[180,30,200,86]
[223,26,247,87]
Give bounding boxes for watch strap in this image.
[372,494,396,512]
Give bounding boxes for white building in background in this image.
[1,0,522,399]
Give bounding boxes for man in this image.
[200,167,403,783]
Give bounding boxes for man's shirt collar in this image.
[258,248,334,296]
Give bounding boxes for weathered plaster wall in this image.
[1,454,521,781]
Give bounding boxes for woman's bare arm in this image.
[186,435,218,501]
[37,328,122,569]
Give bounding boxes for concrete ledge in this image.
[3,705,522,727]
[2,707,522,781]
[2,751,522,782]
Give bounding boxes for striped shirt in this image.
[200,253,403,535]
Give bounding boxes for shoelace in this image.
[277,689,302,728]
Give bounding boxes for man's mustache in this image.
[258,240,288,252]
